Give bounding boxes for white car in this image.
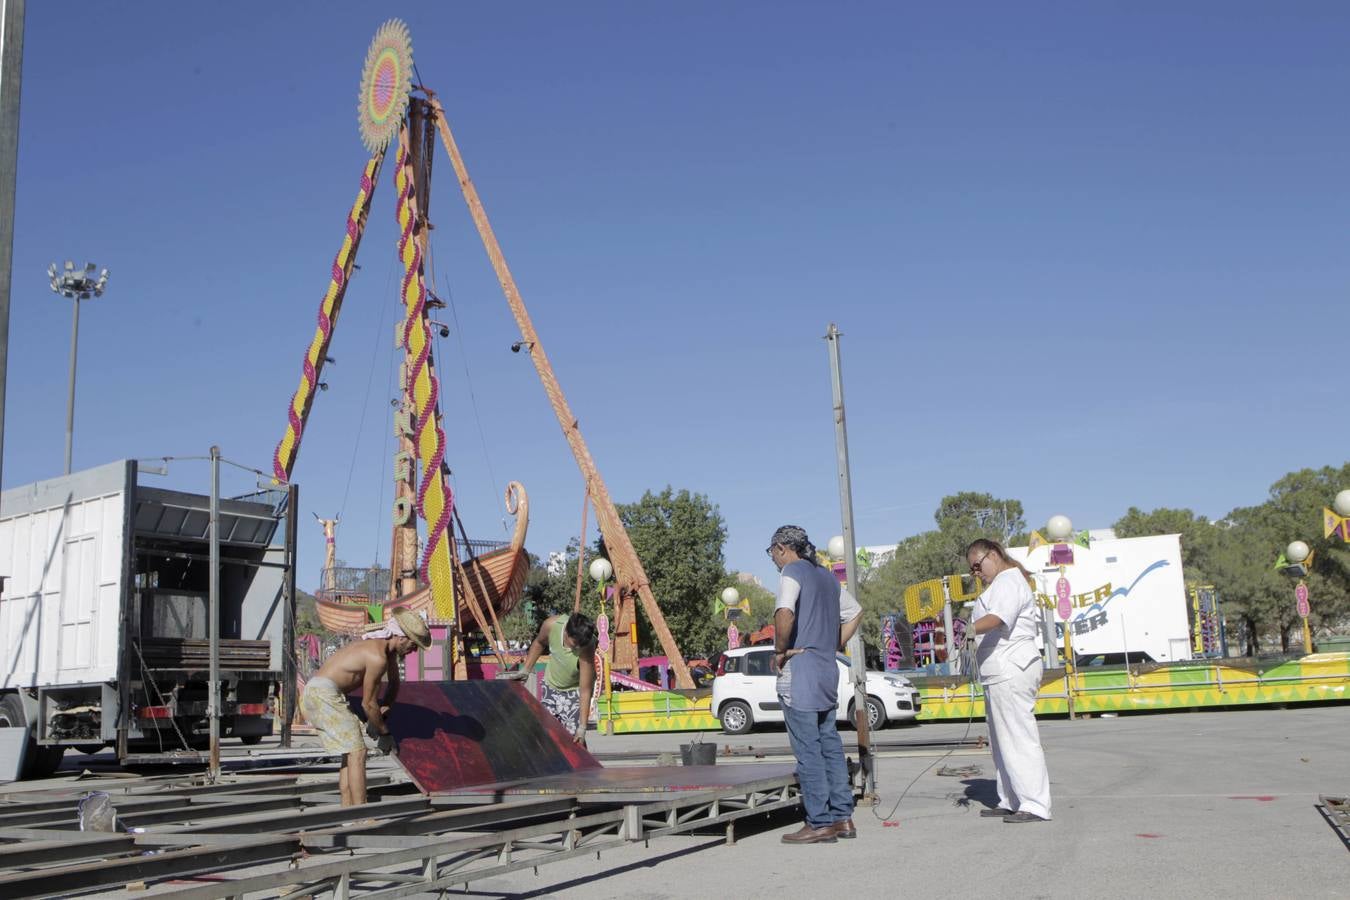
[711,646,921,735]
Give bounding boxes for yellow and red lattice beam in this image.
[394,129,457,623]
[272,153,385,484]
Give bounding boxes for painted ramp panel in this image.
[363,680,600,794]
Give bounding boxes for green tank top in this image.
[544,616,581,690]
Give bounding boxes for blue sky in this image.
[7,2,1349,592]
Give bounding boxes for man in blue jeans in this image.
[769,525,864,844]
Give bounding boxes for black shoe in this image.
[1003,811,1049,823]
[979,807,1014,817]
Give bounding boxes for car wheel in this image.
[846,697,887,732]
[865,696,887,731]
[719,700,753,735]
[0,693,65,779]
[239,734,264,746]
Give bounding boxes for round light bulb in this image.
[1046,515,1073,541]
[588,557,613,583]
[827,535,846,559]
[721,587,740,606]
[1285,541,1310,564]
[1334,490,1350,518]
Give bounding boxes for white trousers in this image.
[984,659,1052,819]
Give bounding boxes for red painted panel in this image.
[355,680,599,794]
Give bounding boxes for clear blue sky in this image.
[7,2,1349,592]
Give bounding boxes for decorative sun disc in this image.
[358,19,413,153]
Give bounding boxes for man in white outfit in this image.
[965,539,1052,823]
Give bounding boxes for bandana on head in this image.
[770,525,810,551]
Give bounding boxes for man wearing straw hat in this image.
[301,608,432,806]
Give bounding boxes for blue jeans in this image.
[782,699,854,829]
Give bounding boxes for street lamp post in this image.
[47,261,108,475]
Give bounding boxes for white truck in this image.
[0,460,296,778]
[1010,532,1194,665]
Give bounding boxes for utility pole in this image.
[0,0,24,496]
[208,446,221,781]
[825,323,874,800]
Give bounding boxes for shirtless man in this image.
[300,608,431,806]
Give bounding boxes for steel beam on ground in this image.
[148,795,431,835]
[0,835,135,867]
[0,834,291,899]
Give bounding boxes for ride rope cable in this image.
[338,247,401,522]
[423,226,507,539]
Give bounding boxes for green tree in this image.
[855,492,1025,646]
[1112,507,1220,584]
[611,487,728,660]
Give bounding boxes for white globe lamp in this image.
[1046,515,1073,542]
[588,557,613,583]
[827,535,847,559]
[1286,541,1310,564]
[1334,490,1350,518]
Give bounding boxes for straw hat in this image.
[391,609,432,650]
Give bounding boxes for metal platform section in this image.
[432,762,800,803]
[0,759,801,898]
[1316,794,1350,849]
[364,680,600,793]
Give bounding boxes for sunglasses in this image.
[969,550,992,573]
[765,544,778,559]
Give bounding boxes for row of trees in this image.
[300,463,1350,663]
[853,465,1350,656]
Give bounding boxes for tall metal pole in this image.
[825,323,874,799]
[63,297,79,474]
[0,0,24,496]
[281,481,298,748]
[208,445,221,779]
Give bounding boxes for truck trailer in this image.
[0,460,296,778]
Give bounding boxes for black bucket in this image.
[680,742,716,766]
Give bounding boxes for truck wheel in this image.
[0,694,65,779]
[240,735,263,746]
[719,700,753,735]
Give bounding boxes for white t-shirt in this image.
[774,574,862,700]
[972,566,1042,685]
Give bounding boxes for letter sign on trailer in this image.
[1056,575,1073,621]
[1295,582,1310,618]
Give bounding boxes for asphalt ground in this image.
[32,704,1350,898]
[457,705,1350,899]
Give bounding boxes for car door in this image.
[743,649,783,722]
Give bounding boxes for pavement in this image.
[451,705,1349,899]
[35,705,1350,898]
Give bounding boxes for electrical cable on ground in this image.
[872,643,982,826]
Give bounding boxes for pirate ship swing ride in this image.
[271,20,694,688]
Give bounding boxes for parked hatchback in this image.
[711,646,921,735]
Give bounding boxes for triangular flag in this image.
[1028,531,1047,553]
[1324,508,1348,540]
[1273,553,1289,571]
[1073,529,1091,549]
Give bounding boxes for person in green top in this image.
[508,613,598,745]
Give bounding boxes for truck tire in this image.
[0,694,65,779]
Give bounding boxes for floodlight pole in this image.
[825,322,875,800]
[62,295,79,474]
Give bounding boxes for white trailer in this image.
[0,460,296,778]
[1010,533,1193,665]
